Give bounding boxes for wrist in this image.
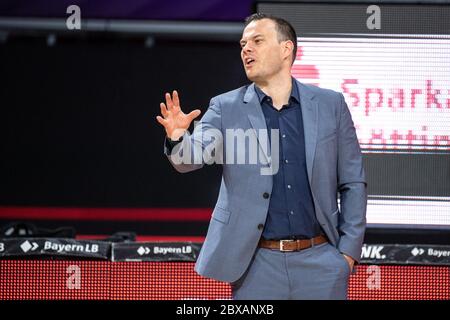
[169,129,186,141]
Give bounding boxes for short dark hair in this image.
[244,13,297,64]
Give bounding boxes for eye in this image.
[255,39,262,44]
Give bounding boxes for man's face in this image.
[240,19,289,83]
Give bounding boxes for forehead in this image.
[241,19,277,40]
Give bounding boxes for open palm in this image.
[156,90,201,141]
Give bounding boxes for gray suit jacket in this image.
[165,80,367,283]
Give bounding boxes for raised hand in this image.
[156,90,201,141]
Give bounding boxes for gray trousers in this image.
[231,242,351,300]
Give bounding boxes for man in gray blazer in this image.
[157,13,367,299]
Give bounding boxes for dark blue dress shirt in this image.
[255,79,322,240]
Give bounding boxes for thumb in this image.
[187,109,201,121]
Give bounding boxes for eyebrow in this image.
[239,34,264,45]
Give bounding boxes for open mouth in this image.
[245,57,255,67]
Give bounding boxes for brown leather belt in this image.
[259,235,328,252]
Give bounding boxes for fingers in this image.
[160,103,168,118]
[187,109,201,121]
[165,92,173,110]
[156,115,167,127]
[172,90,180,108]
[164,90,181,112]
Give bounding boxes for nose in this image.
[242,42,253,53]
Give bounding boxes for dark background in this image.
[0,0,253,21]
[0,37,247,208]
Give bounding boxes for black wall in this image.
[0,36,247,208]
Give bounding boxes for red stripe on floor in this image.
[0,207,212,221]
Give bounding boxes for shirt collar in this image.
[254,77,300,105]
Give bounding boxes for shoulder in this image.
[297,81,342,101]
[210,85,249,106]
[296,81,345,118]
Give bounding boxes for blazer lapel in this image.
[242,81,318,176]
[243,84,270,163]
[297,81,318,184]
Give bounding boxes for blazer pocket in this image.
[212,206,231,225]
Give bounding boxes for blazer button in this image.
[263,192,270,199]
[258,224,264,230]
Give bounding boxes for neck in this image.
[255,72,292,110]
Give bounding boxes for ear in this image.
[282,40,294,61]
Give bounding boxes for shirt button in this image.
[287,184,291,189]
[258,224,264,230]
[285,159,289,163]
[263,192,270,199]
[282,134,286,138]
[290,211,294,215]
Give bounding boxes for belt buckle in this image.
[279,239,295,252]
